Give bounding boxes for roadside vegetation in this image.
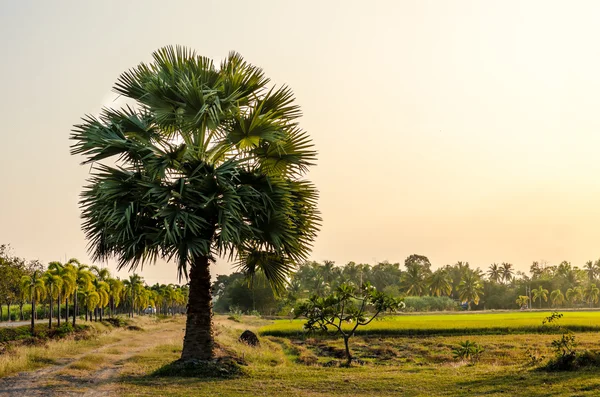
[0,245,188,330]
[0,317,135,378]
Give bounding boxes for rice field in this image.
[259,311,600,336]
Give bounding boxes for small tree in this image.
[516,295,529,309]
[532,286,549,309]
[296,283,402,366]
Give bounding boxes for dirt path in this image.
[0,318,185,397]
[0,321,29,328]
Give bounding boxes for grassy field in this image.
[115,315,600,396]
[260,311,600,336]
[3,313,600,396]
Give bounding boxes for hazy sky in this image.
[2,0,600,285]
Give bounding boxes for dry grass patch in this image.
[0,321,127,378]
[68,353,108,370]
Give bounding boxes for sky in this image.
[2,0,600,285]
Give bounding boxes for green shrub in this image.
[403,296,458,312]
[452,340,484,363]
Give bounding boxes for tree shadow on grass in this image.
[454,367,600,396]
[121,353,246,387]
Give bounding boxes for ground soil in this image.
[0,318,184,397]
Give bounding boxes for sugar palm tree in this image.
[457,271,483,310]
[428,269,452,297]
[531,286,548,309]
[42,272,63,328]
[70,46,321,361]
[20,271,46,334]
[550,289,565,307]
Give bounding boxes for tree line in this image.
[0,245,188,332]
[213,254,600,314]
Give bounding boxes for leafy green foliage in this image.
[69,46,321,290]
[452,340,484,362]
[295,283,402,365]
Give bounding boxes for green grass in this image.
[0,304,31,321]
[117,316,600,397]
[260,311,600,336]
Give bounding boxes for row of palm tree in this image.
[18,258,189,333]
[290,259,486,309]
[287,257,600,311]
[520,284,600,308]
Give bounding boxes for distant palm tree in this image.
[42,272,63,328]
[532,286,548,309]
[70,260,94,326]
[321,260,336,284]
[342,262,360,285]
[515,295,529,308]
[566,286,583,307]
[428,269,452,297]
[500,263,514,284]
[91,266,111,319]
[21,271,46,334]
[457,271,484,310]
[402,263,430,296]
[584,284,600,308]
[123,274,144,317]
[48,261,76,327]
[107,278,123,318]
[550,289,565,307]
[287,279,302,300]
[92,279,110,321]
[584,261,596,282]
[486,263,501,283]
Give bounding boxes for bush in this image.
[53,323,74,338]
[452,340,484,363]
[403,296,458,312]
[103,317,128,327]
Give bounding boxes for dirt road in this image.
[0,317,185,397]
[0,321,29,328]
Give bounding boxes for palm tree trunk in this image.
[66,298,69,323]
[49,295,53,329]
[7,302,10,322]
[57,292,61,327]
[19,302,24,321]
[31,299,35,335]
[73,290,78,327]
[181,255,214,361]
